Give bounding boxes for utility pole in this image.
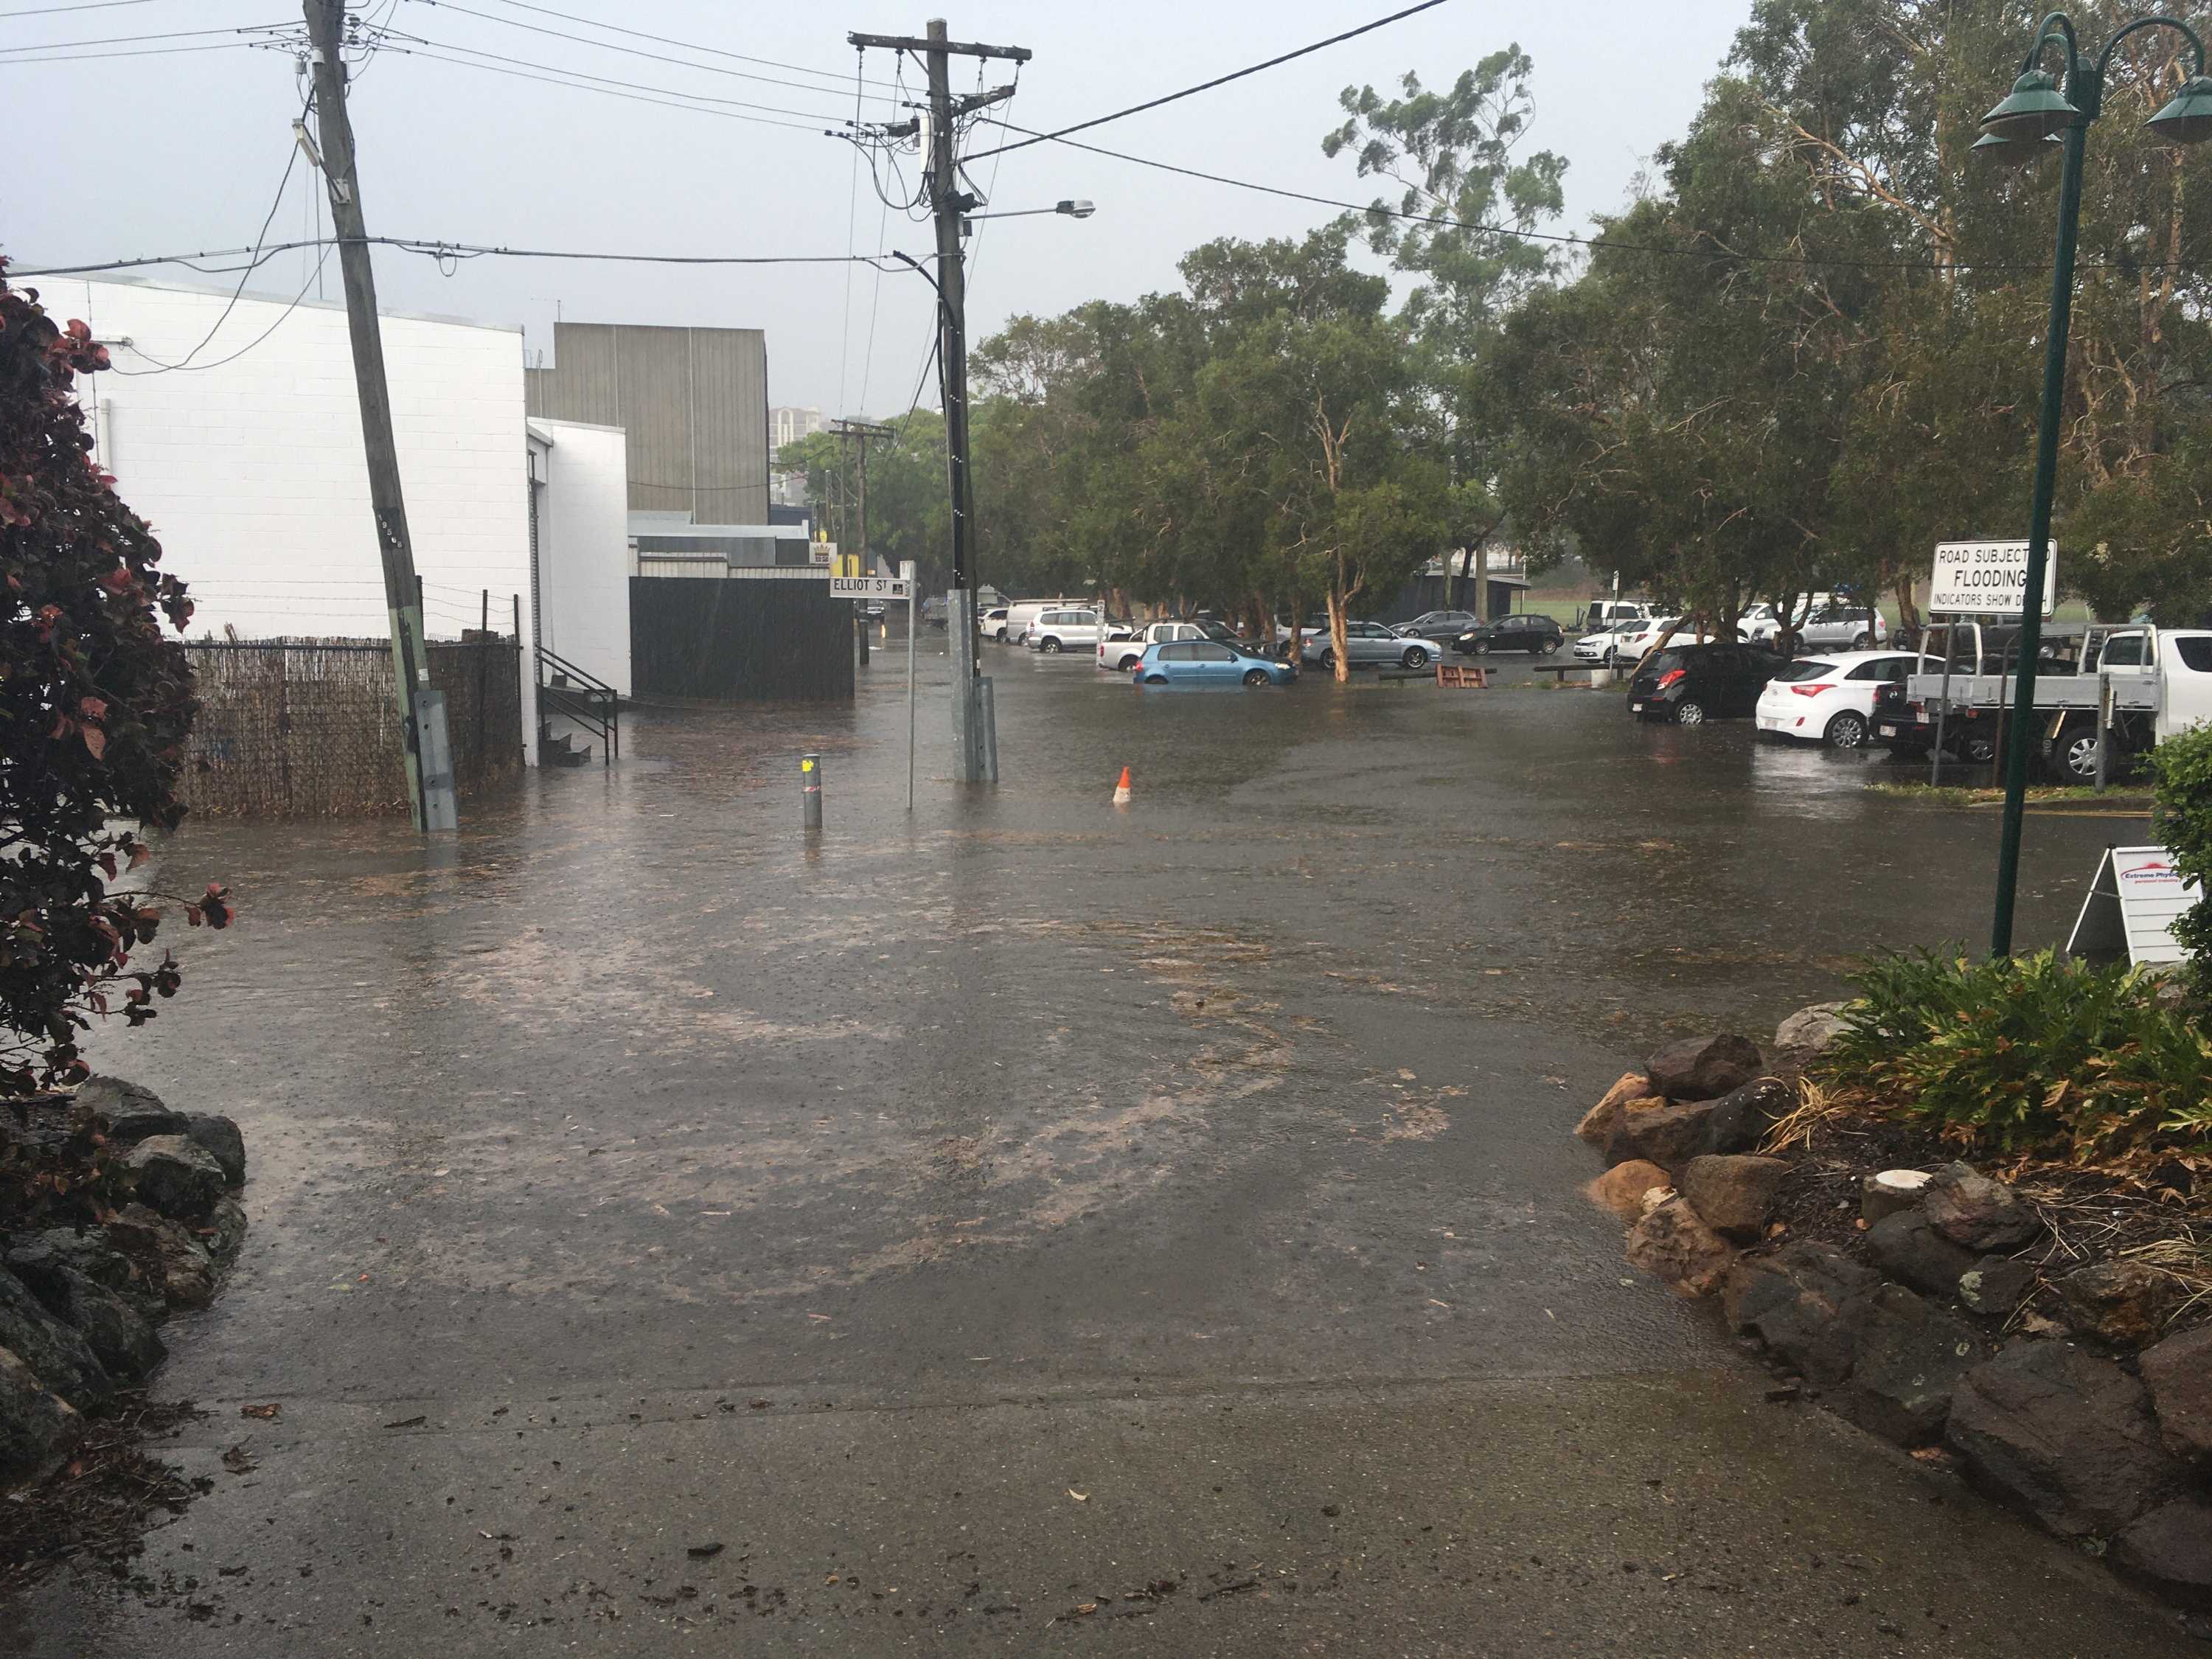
[849,18,1026,782]
[302,0,452,831]
[831,418,892,667]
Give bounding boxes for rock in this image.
[1865,1209,1982,1301]
[1575,1074,1656,1147]
[1834,1283,1990,1447]
[183,1113,246,1186]
[1602,1099,1719,1172]
[0,1266,112,1411]
[0,1346,80,1483]
[1679,1155,1788,1240]
[1945,1340,2180,1538]
[1958,1257,2037,1318]
[1862,1169,1933,1227]
[1624,1197,1736,1298]
[1694,1077,1799,1158]
[7,1228,163,1324]
[1773,1001,1851,1057]
[1723,1241,1882,1387]
[2056,1261,2176,1349]
[2141,1326,2212,1461]
[1924,1162,2041,1252]
[1585,1160,1672,1223]
[104,1203,215,1310]
[121,1133,229,1222]
[33,1267,164,1385]
[202,1196,248,1268]
[74,1075,187,1143]
[1644,1034,1765,1102]
[2112,1499,2212,1610]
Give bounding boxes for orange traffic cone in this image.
[1112,765,1133,805]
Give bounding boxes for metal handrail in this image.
[535,643,619,765]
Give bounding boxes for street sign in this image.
[2065,844,2204,965]
[1930,540,2058,616]
[830,575,911,600]
[810,541,835,567]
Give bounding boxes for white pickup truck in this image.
[1896,622,2212,782]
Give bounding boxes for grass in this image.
[1868,779,2156,808]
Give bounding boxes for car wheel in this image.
[994,627,1007,643]
[1242,667,1271,686]
[1825,710,1870,750]
[1673,700,1707,726]
[1142,673,1168,684]
[1852,633,1871,650]
[1042,638,1062,654]
[1401,645,1430,669]
[1117,654,1141,672]
[1473,639,1491,656]
[2050,725,2102,785]
[1959,731,1997,765]
[1318,650,1335,670]
[1537,639,1559,656]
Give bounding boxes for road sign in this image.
[830,575,911,600]
[810,541,835,567]
[1930,540,2058,616]
[2066,844,2204,965]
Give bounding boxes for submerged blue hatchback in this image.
[1132,639,1297,686]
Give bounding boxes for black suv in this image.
[1454,614,1565,656]
[1628,642,1784,723]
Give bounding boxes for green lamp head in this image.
[2146,74,2212,145]
[1980,69,2080,140]
[1969,129,2061,167]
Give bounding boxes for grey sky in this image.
[7,1,1747,416]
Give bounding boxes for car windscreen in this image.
[1646,649,1688,673]
[1769,659,1837,683]
[1196,621,1237,641]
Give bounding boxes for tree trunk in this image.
[1326,560,1352,684]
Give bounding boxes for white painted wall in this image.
[48,274,538,762]
[528,418,632,697]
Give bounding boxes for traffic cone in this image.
[1112,766,1133,805]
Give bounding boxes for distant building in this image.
[771,404,823,451]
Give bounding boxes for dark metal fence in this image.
[629,576,853,702]
[179,636,522,817]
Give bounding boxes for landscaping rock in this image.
[2056,1261,2177,1349]
[1945,1340,2180,1538]
[1575,1073,1656,1147]
[183,1113,246,1186]
[204,1196,248,1267]
[122,1133,229,1222]
[1694,1077,1798,1158]
[7,1228,161,1324]
[1924,1162,2041,1252]
[1862,1169,1932,1227]
[1624,1197,1736,1297]
[1723,1241,1880,1385]
[1601,1099,1719,1173]
[2140,1325,2212,1461]
[1865,1208,1982,1301]
[0,1265,112,1412]
[1679,1155,1787,1239]
[74,1075,187,1143]
[2112,1499,2212,1610]
[1585,1159,1672,1223]
[1644,1034,1764,1102]
[32,1267,164,1385]
[104,1203,215,1310]
[1834,1283,1989,1447]
[1958,1257,2037,1318]
[1773,1001,1850,1057]
[0,1346,80,1484]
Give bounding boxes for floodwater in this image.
[10,641,2186,1656]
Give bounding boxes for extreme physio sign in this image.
[1930,539,2059,616]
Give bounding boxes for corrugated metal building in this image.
[525,321,769,524]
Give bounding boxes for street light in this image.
[1978,10,2212,959]
[962,198,1098,222]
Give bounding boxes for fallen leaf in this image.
[221,1442,257,1473]
[686,1542,725,1559]
[1067,1488,1089,1502]
[240,1403,280,1420]
[1397,1068,1416,1081]
[383,1415,427,1430]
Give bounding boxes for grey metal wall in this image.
[525,321,768,524]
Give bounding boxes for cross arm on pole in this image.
[847,30,1032,62]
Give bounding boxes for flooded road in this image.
[12,644,2185,1655]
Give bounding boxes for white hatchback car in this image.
[1754,649,1920,748]
[1571,618,1646,664]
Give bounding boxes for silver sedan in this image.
[1299,620,1433,670]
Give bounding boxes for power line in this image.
[0,0,159,15]
[386,30,844,124]
[0,19,284,52]
[21,237,919,278]
[109,242,335,376]
[461,0,894,90]
[964,0,1450,163]
[0,38,246,63]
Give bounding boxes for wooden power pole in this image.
[303,0,454,831]
[830,417,894,667]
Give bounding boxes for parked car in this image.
[1455,614,1565,655]
[1753,650,1919,749]
[1574,599,1656,633]
[1110,618,1246,671]
[1299,620,1434,670]
[1571,617,1646,665]
[1628,642,1786,723]
[921,596,948,630]
[1612,616,1714,665]
[980,605,1013,641]
[1132,639,1297,686]
[1740,598,1888,651]
[1395,610,1480,643]
[1024,607,1133,654]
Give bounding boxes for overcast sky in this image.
[8,1,1747,415]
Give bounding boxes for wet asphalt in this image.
[7,639,2191,1657]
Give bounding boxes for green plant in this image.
[2152,722,2212,991]
[1820,948,2212,1158]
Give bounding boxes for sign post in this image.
[901,560,917,813]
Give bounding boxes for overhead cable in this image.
[385,30,844,123]
[460,0,894,90]
[380,40,832,130]
[21,238,928,278]
[0,18,285,52]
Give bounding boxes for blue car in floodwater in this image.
[1131,639,1298,686]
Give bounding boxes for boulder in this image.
[1575,1074,1656,1147]
[0,1265,112,1411]
[1679,1155,1787,1240]
[1924,1163,2040,1253]
[32,1267,164,1385]
[1862,1169,1933,1227]
[74,1075,188,1143]
[2056,1261,2175,1349]
[1773,1001,1851,1057]
[1958,1257,2037,1318]
[1834,1283,1989,1447]
[2140,1325,2212,1461]
[183,1113,246,1186]
[0,1346,80,1484]
[2112,1499,2212,1610]
[1624,1197,1736,1298]
[1602,1098,1720,1173]
[1865,1208,1981,1301]
[1645,1034,1764,1102]
[1694,1077,1799,1158]
[1945,1340,2180,1538]
[7,1228,162,1324]
[204,1196,249,1267]
[104,1203,215,1310]
[1585,1160,1672,1223]
[1724,1242,1881,1385]
[122,1133,229,1222]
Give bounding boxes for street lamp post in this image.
[1975,12,2212,957]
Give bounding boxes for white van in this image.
[1003,599,1083,645]
[1023,607,1133,654]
